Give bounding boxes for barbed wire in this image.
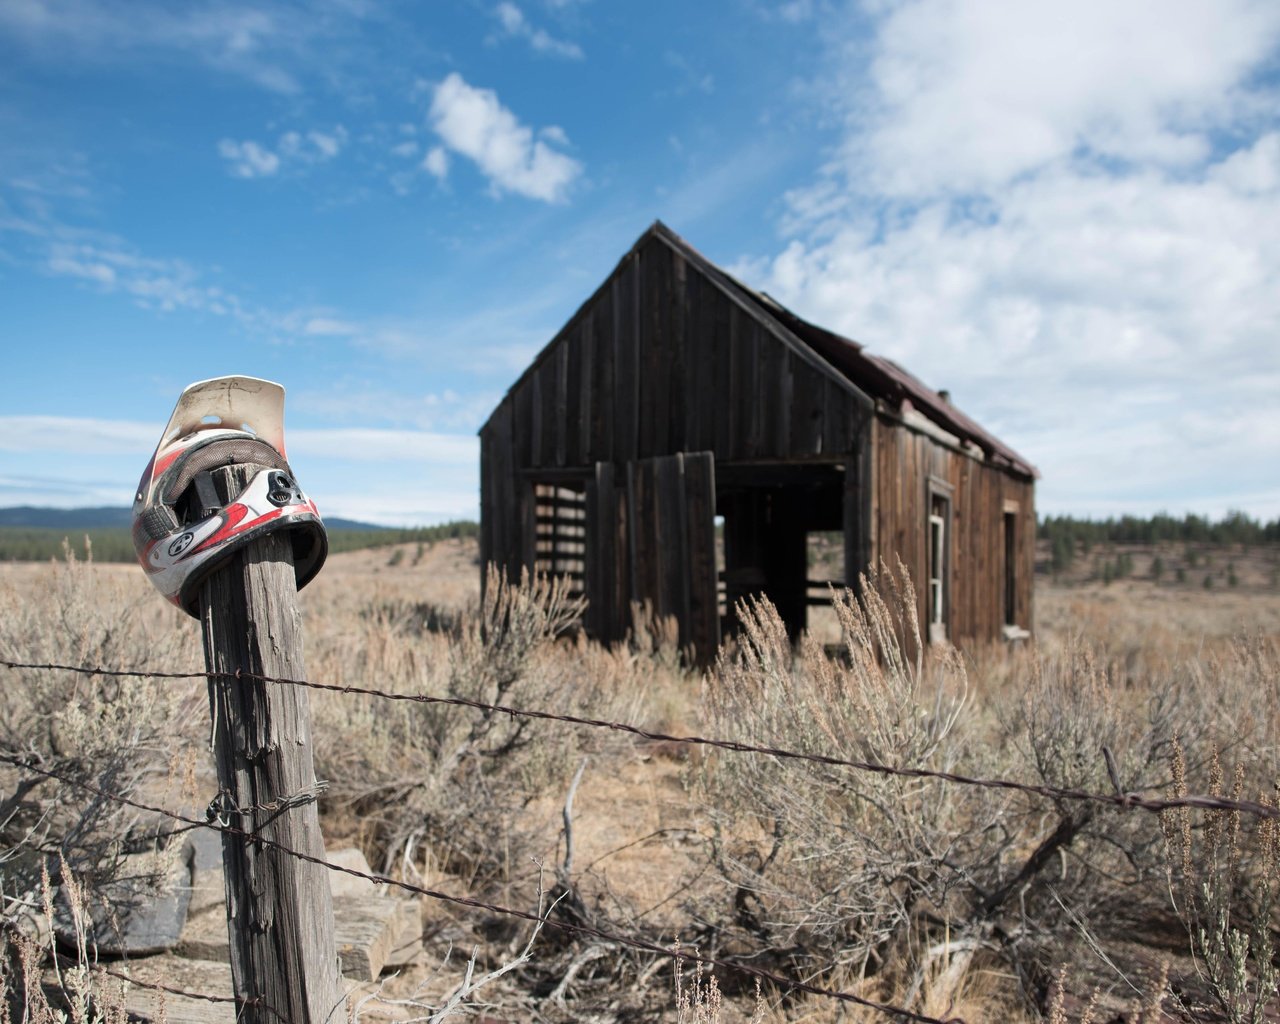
[0,749,965,1024]
[2,657,1275,821]
[49,949,278,1018]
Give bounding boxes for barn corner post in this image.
[199,462,344,1024]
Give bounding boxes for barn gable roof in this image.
[486,220,1037,480]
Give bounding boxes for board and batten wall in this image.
[870,413,1036,647]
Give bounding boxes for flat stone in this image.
[178,895,413,982]
[55,847,192,956]
[73,955,359,1024]
[385,900,424,968]
[326,847,380,898]
[114,956,237,1024]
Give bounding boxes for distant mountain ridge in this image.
[0,506,390,532]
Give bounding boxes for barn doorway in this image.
[716,463,847,643]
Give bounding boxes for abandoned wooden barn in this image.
[479,221,1038,662]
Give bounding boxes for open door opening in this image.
[717,464,845,644]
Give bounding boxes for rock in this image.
[54,846,192,956]
[80,955,359,1024]
[326,847,381,898]
[178,895,416,982]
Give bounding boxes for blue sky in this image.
[2,0,1278,526]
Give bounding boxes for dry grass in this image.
[2,537,1279,1022]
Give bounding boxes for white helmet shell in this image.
[132,376,327,616]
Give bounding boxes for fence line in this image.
[0,749,965,1024]
[49,950,276,1018]
[2,657,1274,821]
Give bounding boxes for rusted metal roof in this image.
[652,222,1039,480]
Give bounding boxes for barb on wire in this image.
[0,749,964,1024]
[2,657,1275,822]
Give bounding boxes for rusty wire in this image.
[0,748,966,1024]
[2,657,1275,820]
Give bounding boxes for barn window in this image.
[1003,509,1017,626]
[927,488,951,643]
[533,481,586,599]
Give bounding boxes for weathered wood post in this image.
[199,463,344,1024]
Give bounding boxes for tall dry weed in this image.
[314,567,647,884]
[0,546,199,958]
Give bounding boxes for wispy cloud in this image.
[427,73,582,202]
[0,0,332,93]
[0,416,155,454]
[422,146,450,181]
[218,139,281,178]
[218,126,347,179]
[492,2,584,60]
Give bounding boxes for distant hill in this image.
[0,508,476,562]
[0,506,390,532]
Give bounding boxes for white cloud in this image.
[303,316,360,337]
[492,2,584,60]
[288,428,478,465]
[0,416,156,455]
[842,0,1280,198]
[218,138,281,178]
[40,238,242,317]
[422,146,450,181]
[427,73,582,202]
[219,125,345,179]
[304,127,346,160]
[744,0,1280,517]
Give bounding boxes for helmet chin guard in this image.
[132,376,327,616]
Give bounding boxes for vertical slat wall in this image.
[481,235,866,478]
[872,418,1035,648]
[625,452,719,663]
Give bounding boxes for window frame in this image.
[926,476,954,644]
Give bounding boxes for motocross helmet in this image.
[132,376,327,617]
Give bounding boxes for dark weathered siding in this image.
[481,237,866,475]
[871,414,1035,647]
[480,225,1035,655]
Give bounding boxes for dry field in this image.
[2,536,1279,1022]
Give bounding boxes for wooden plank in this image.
[591,291,615,464]
[575,314,592,465]
[667,250,688,452]
[178,895,413,983]
[791,360,825,456]
[540,357,559,468]
[683,267,706,450]
[658,454,685,624]
[741,321,762,458]
[479,432,494,579]
[560,330,576,465]
[584,465,603,638]
[109,956,241,1024]
[529,365,544,468]
[713,283,733,458]
[683,451,719,664]
[613,260,640,463]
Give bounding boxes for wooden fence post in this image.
[199,463,344,1024]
